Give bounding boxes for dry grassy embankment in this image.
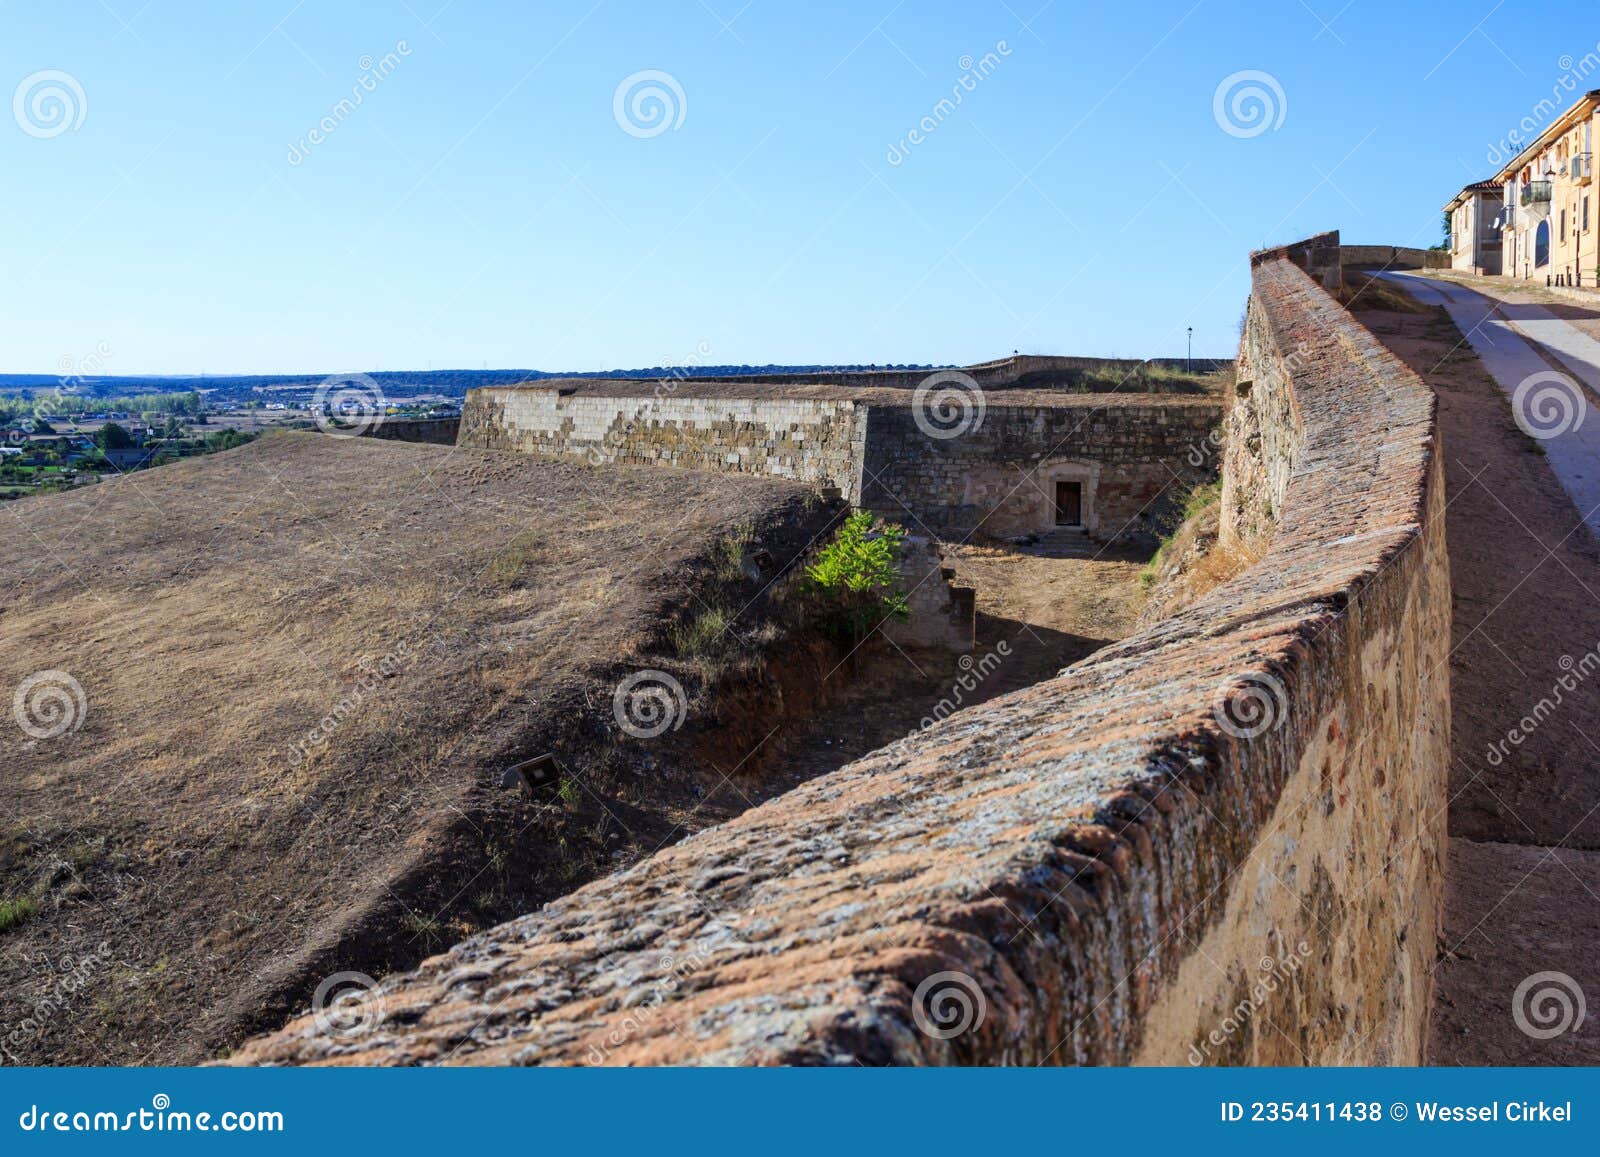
[0,432,839,1063]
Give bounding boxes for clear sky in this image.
[3,0,1596,375]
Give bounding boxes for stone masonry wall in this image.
[1221,268,1303,546]
[461,385,1220,544]
[1339,244,1451,271]
[234,238,1450,1067]
[459,387,867,501]
[860,402,1220,542]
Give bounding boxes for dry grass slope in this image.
[0,432,829,1063]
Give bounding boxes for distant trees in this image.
[120,391,203,416]
[204,429,254,452]
[95,423,135,450]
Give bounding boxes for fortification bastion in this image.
[459,380,1221,543]
[235,232,1452,1066]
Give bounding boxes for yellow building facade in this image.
[1493,91,1600,285]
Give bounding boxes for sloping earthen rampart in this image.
[235,232,1449,1066]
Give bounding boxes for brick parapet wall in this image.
[235,239,1448,1067]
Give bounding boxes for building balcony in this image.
[1521,181,1553,212]
[1573,153,1593,184]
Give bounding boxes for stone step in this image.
[1030,528,1103,558]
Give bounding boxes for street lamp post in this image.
[1186,327,1193,374]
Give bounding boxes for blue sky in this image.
[2,0,1596,375]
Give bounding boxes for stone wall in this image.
[860,401,1220,541]
[461,384,1220,545]
[1340,244,1451,271]
[1221,265,1303,545]
[882,536,975,653]
[233,237,1451,1067]
[460,386,866,500]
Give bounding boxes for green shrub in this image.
[805,512,908,641]
[0,896,38,934]
[204,428,257,452]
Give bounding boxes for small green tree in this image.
[805,511,908,641]
[205,428,255,452]
[94,422,134,450]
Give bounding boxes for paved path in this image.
[1382,271,1600,535]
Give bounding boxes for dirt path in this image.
[1350,274,1600,1064]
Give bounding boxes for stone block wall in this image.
[882,536,975,653]
[1339,244,1451,271]
[459,387,866,500]
[234,238,1451,1068]
[460,384,1220,545]
[860,402,1220,542]
[1222,283,1302,545]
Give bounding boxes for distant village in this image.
[0,360,923,502]
[0,391,462,501]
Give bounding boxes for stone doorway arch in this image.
[1037,460,1100,535]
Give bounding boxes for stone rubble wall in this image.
[1339,244,1451,271]
[859,403,1220,542]
[1221,269,1303,546]
[460,386,1221,546]
[234,234,1450,1067]
[882,536,975,653]
[459,388,867,502]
